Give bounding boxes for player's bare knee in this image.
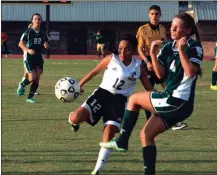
[140,128,154,142]
[68,112,78,124]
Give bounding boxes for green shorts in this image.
[24,54,44,73]
[150,91,194,129]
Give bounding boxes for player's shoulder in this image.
[138,24,150,31]
[188,39,202,48]
[23,28,32,34]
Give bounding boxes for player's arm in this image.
[18,33,35,55]
[137,28,153,71]
[43,34,50,49]
[139,63,154,91]
[79,55,112,88]
[178,38,202,78]
[150,40,166,79]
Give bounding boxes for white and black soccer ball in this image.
[55,77,80,102]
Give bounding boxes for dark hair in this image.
[30,13,42,22]
[149,5,161,13]
[175,13,202,76]
[174,13,200,42]
[120,34,138,52]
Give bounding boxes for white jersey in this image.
[99,54,141,96]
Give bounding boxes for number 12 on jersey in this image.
[112,78,125,90]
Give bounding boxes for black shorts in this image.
[81,87,127,128]
[142,59,164,85]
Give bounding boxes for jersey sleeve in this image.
[44,34,50,43]
[157,42,169,66]
[20,31,28,43]
[136,28,145,47]
[188,41,203,67]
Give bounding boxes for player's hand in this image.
[44,42,49,49]
[150,40,163,55]
[178,37,187,51]
[146,62,153,71]
[28,49,35,55]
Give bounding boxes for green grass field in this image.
[1,58,217,175]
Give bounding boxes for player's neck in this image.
[32,26,40,31]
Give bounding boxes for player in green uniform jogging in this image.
[210,41,217,90]
[17,13,50,103]
[100,13,203,175]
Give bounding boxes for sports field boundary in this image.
[1,54,215,61]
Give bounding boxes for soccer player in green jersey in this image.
[89,30,106,58]
[210,41,217,90]
[100,13,203,175]
[17,13,50,103]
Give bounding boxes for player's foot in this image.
[99,140,127,152]
[71,124,80,132]
[17,83,25,96]
[91,170,99,175]
[26,98,36,103]
[172,122,188,130]
[35,92,40,95]
[210,85,217,91]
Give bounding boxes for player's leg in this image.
[17,61,33,96]
[92,95,126,175]
[26,60,43,103]
[140,115,166,175]
[100,91,155,151]
[96,44,101,58]
[210,58,217,90]
[101,44,106,58]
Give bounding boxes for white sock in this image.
[93,147,112,172]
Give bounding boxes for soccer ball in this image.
[55,77,80,102]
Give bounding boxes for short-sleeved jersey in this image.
[136,23,166,56]
[99,54,141,96]
[20,27,50,57]
[157,39,203,101]
[90,33,105,44]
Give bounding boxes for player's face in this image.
[148,9,161,26]
[32,15,42,28]
[170,17,191,40]
[118,40,133,60]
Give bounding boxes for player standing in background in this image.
[100,13,203,175]
[89,30,106,59]
[1,32,9,58]
[17,13,50,103]
[136,5,187,130]
[68,35,153,175]
[18,23,40,95]
[210,41,217,90]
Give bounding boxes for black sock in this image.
[21,78,31,88]
[27,82,39,99]
[116,110,139,149]
[143,146,157,175]
[144,110,151,120]
[212,71,217,85]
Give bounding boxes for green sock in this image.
[116,110,139,149]
[212,71,217,86]
[21,78,30,88]
[143,146,157,175]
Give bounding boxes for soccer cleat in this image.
[71,124,80,132]
[17,83,25,96]
[172,122,188,130]
[35,92,40,95]
[91,170,99,175]
[26,98,36,103]
[99,140,127,152]
[210,85,217,91]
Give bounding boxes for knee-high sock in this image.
[93,147,112,172]
[27,82,39,99]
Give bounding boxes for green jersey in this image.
[157,39,203,102]
[90,33,105,44]
[20,27,50,60]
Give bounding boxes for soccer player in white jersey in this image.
[68,35,153,175]
[100,13,203,175]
